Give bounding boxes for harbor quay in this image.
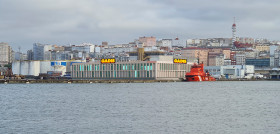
[0,79,184,84]
[0,77,276,84]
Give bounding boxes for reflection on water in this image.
[0,81,280,133]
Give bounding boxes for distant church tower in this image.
[232,17,237,45]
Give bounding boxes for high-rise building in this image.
[33,43,52,60]
[0,42,13,66]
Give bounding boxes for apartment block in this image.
[0,42,13,66]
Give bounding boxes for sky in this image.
[0,0,280,51]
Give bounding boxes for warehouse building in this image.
[71,60,190,80]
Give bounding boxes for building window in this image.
[144,64,147,70]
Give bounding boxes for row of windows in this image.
[73,63,154,71]
[159,63,188,71]
[72,63,190,78]
[73,70,154,78]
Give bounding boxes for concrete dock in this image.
[0,79,182,84]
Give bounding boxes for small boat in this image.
[185,62,216,82]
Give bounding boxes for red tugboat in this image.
[185,62,216,82]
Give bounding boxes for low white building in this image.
[205,65,255,79]
[12,60,85,76]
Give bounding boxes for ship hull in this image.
[185,75,216,82]
[185,63,216,82]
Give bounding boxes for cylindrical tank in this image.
[12,61,20,75]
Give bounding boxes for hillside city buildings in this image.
[1,35,280,79]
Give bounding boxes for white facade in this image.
[72,43,95,53]
[215,55,224,66]
[129,55,174,62]
[245,51,258,59]
[270,45,279,56]
[149,55,173,62]
[102,47,136,54]
[205,65,255,79]
[187,39,201,46]
[270,57,275,67]
[273,50,280,67]
[12,60,82,76]
[95,47,101,53]
[236,52,246,65]
[0,42,13,65]
[157,39,172,48]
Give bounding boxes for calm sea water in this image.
[0,81,280,134]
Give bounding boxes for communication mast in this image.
[232,17,237,45]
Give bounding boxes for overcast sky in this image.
[1,0,280,50]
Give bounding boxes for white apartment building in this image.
[157,39,173,48]
[236,52,246,65]
[0,42,13,66]
[71,43,95,53]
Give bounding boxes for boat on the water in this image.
[185,62,216,82]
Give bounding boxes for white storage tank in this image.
[20,61,29,75]
[12,61,20,75]
[29,61,40,76]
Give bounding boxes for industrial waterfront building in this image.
[12,60,85,76]
[71,60,190,80]
[205,65,255,79]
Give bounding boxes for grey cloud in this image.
[0,0,280,50]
